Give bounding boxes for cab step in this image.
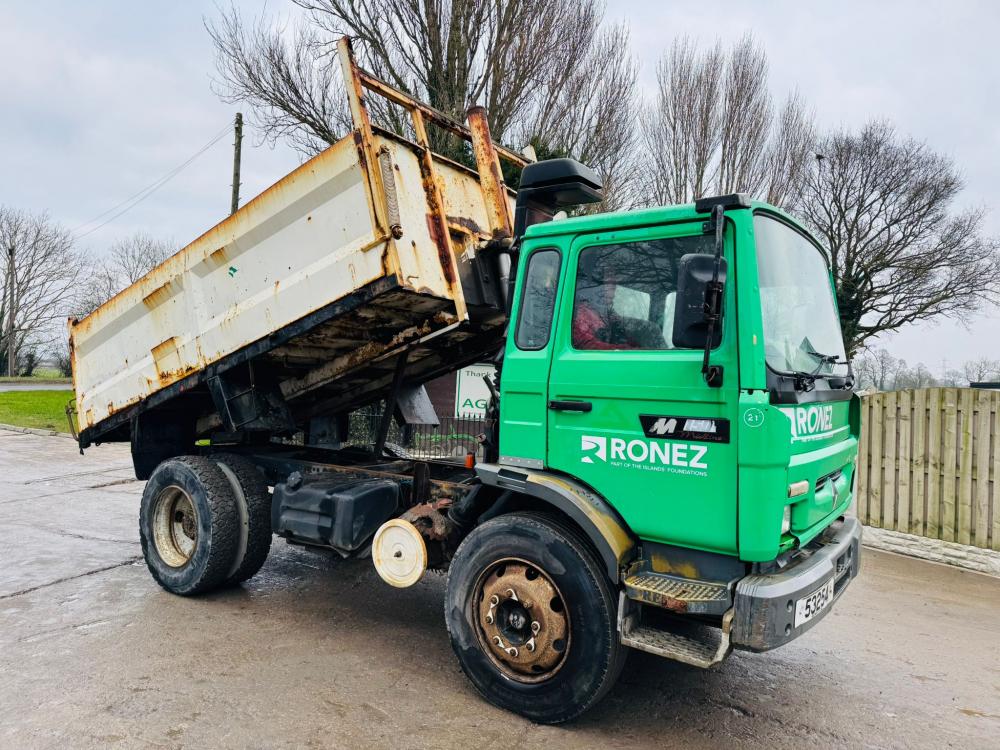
[618,594,734,669]
[624,571,732,615]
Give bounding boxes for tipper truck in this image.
[70,38,862,723]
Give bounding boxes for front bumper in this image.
[731,516,862,652]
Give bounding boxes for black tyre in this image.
[210,453,273,585]
[445,512,625,724]
[139,456,241,596]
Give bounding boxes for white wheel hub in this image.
[372,519,427,588]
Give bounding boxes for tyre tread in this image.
[211,453,273,585]
[140,455,240,596]
[445,510,625,724]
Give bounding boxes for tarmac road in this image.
[0,382,72,391]
[1,430,999,749]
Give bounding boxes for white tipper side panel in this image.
[72,136,390,431]
[379,136,515,290]
[378,137,454,294]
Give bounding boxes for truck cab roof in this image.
[522,198,810,243]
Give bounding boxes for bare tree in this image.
[207,1,638,204]
[894,362,937,389]
[0,207,85,373]
[640,34,815,207]
[514,22,639,211]
[853,347,901,391]
[962,357,1000,383]
[800,121,1000,357]
[79,232,174,315]
[208,7,351,156]
[939,368,967,387]
[851,352,878,391]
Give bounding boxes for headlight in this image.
[781,505,792,535]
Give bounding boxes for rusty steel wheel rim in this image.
[151,485,199,567]
[473,558,570,683]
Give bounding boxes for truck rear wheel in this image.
[211,454,273,586]
[444,512,625,724]
[139,456,240,596]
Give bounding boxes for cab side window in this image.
[515,249,561,350]
[572,236,713,350]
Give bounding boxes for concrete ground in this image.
[0,382,72,391]
[2,431,999,749]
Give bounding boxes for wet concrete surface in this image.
[1,430,999,749]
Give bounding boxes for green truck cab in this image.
[462,163,861,718]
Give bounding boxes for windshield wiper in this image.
[804,348,846,368]
[784,349,853,391]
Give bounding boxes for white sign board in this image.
[454,363,496,418]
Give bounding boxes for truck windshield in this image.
[755,214,846,376]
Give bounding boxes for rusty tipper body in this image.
[72,39,527,454]
[71,37,862,724]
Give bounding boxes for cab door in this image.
[545,222,739,555]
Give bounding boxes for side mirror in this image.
[671,253,727,349]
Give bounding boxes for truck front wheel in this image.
[139,456,240,596]
[444,512,625,724]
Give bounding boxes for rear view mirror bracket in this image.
[671,205,727,387]
[701,204,726,388]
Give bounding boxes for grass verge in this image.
[0,389,76,431]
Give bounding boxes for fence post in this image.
[869,393,884,528]
[958,388,974,545]
[992,393,1000,551]
[941,388,959,542]
[926,388,942,539]
[973,389,992,548]
[882,391,897,530]
[911,388,926,536]
[857,395,871,525]
[897,390,911,533]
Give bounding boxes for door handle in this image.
[548,400,592,412]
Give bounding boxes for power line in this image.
[71,122,234,240]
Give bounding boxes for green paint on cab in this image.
[501,200,857,563]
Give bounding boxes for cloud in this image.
[1,0,996,367]
[0,1,300,253]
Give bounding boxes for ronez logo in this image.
[581,435,607,464]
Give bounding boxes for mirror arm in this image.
[701,204,725,388]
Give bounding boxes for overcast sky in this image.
[1,1,998,370]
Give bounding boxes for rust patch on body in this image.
[142,281,175,310]
[649,553,700,581]
[150,336,200,386]
[634,590,689,613]
[401,498,454,542]
[425,214,457,285]
[351,131,368,169]
[466,105,514,237]
[447,215,484,236]
[151,337,180,363]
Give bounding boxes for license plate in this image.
[794,578,835,628]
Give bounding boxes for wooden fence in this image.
[857,387,1000,550]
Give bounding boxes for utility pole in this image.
[230,112,243,216]
[6,245,14,377]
